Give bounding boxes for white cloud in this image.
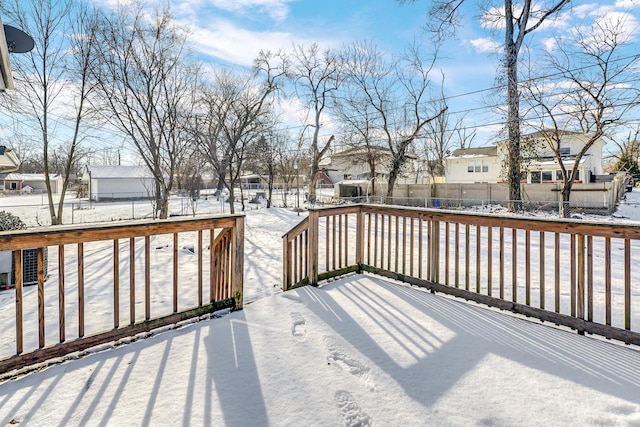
[573,11,639,48]
[469,37,502,54]
[189,20,293,65]
[542,37,558,52]
[207,0,294,21]
[616,0,640,8]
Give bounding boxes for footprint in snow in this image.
[290,312,306,340]
[326,337,376,392]
[335,390,372,427]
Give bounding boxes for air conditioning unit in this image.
[0,248,48,288]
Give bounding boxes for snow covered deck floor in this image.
[2,274,640,426]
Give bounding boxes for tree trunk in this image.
[560,178,575,218]
[159,189,169,219]
[386,173,397,200]
[308,163,318,205]
[506,39,522,212]
[267,178,273,208]
[228,192,235,214]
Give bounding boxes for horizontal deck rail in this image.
[0,214,244,375]
[283,204,640,345]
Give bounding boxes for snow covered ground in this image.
[1,274,640,426]
[0,190,638,425]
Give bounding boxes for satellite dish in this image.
[3,24,34,53]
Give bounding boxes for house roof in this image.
[1,173,58,182]
[330,145,391,158]
[85,165,151,179]
[449,146,497,158]
[494,129,604,146]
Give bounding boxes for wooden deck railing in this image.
[0,214,244,375]
[283,205,640,345]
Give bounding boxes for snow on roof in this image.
[449,146,497,158]
[2,173,57,182]
[86,165,151,179]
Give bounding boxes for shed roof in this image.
[85,165,151,179]
[449,146,497,158]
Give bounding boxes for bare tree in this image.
[0,0,99,224]
[401,0,570,210]
[339,41,445,198]
[419,94,476,180]
[523,15,640,216]
[199,51,285,214]
[288,43,340,204]
[610,126,640,178]
[337,41,391,195]
[93,3,198,219]
[244,130,287,208]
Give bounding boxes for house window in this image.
[556,170,564,181]
[343,174,352,180]
[541,170,553,182]
[531,171,541,183]
[10,182,16,190]
[559,146,570,156]
[468,160,487,173]
[573,170,580,181]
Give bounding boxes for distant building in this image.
[0,173,63,194]
[445,131,605,184]
[322,146,393,184]
[82,165,155,201]
[444,146,500,184]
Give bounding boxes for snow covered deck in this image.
[1,274,640,425]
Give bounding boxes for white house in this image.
[445,130,605,184]
[82,165,155,201]
[0,173,63,193]
[322,146,393,184]
[444,146,501,183]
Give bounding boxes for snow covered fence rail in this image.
[284,204,640,346]
[0,214,244,375]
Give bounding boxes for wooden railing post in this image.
[356,206,364,271]
[308,209,319,286]
[577,234,585,320]
[283,236,290,291]
[232,216,244,309]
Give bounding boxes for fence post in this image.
[577,234,585,320]
[308,209,319,285]
[232,216,244,309]
[283,235,290,291]
[356,206,364,271]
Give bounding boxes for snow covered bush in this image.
[0,211,27,231]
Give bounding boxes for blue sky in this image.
[138,0,639,147]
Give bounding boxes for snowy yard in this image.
[0,190,639,425]
[1,274,640,425]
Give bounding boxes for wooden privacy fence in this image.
[283,205,640,345]
[0,214,244,375]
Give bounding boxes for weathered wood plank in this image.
[114,240,120,328]
[37,248,45,349]
[14,250,23,354]
[0,215,240,250]
[58,246,65,343]
[78,243,85,337]
[130,237,136,324]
